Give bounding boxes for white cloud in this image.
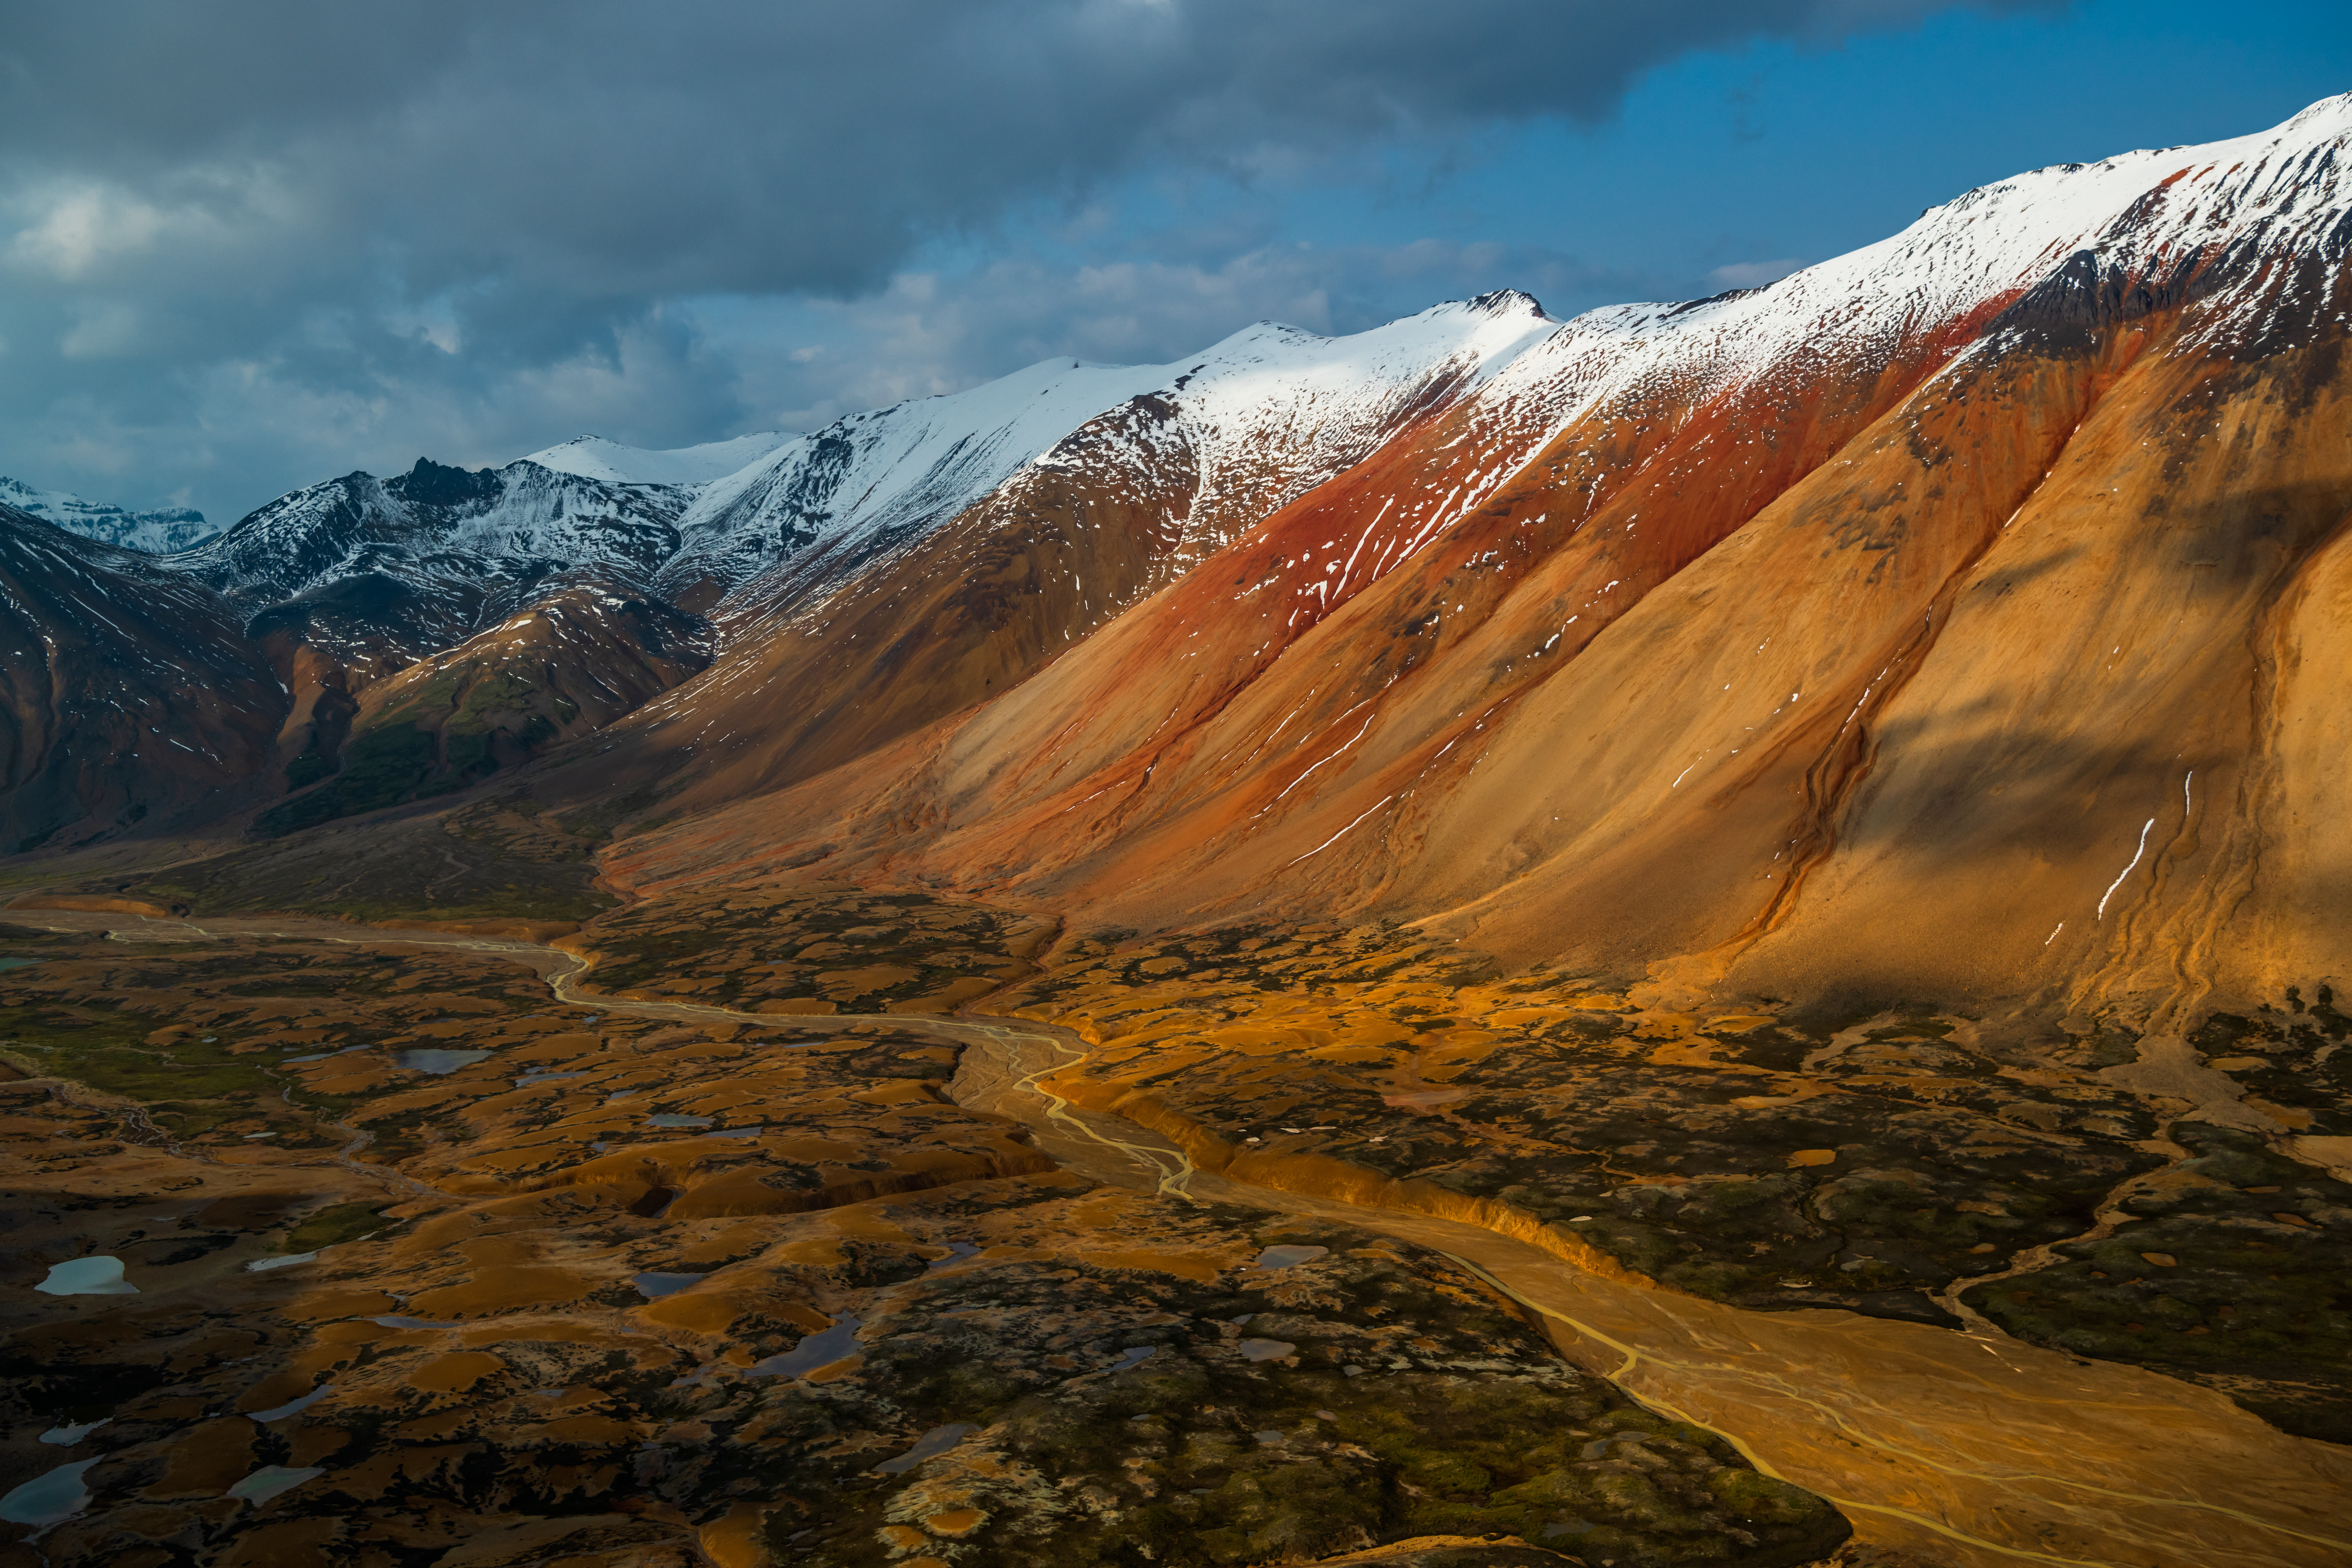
[705,236,1656,437]
[1704,257,1808,290]
[0,0,2013,521]
[58,301,146,360]
[9,187,170,280]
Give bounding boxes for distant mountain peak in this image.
[1463,287,1548,318]
[0,475,214,554]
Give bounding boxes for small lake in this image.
[750,1315,862,1378]
[38,1419,107,1447]
[1250,1245,1328,1271]
[247,1383,331,1422]
[245,1251,318,1274]
[393,1049,493,1075]
[225,1466,322,1505]
[0,1458,97,1526]
[873,1422,978,1474]
[35,1257,137,1296]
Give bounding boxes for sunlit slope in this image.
[1723,322,2352,1019]
[604,97,2352,1018]
[563,295,1555,803]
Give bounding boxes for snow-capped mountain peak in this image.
[0,476,214,554]
[656,290,1562,604]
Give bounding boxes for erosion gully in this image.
[33,911,2352,1568]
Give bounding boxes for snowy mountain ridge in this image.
[660,290,1559,616]
[0,476,214,554]
[521,432,794,486]
[160,291,1561,651]
[8,93,2352,876]
[1236,91,2352,584]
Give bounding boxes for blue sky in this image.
[0,0,2345,526]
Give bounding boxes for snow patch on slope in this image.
[522,433,793,486]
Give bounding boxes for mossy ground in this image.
[281,1200,394,1253]
[0,911,1855,1568]
[1966,1121,2352,1443]
[1007,925,2167,1327]
[95,794,615,923]
[749,1214,1845,1568]
[1005,927,2352,1448]
[0,921,557,1150]
[259,659,612,838]
[574,880,1055,1013]
[13,868,2340,1562]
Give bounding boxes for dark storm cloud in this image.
[0,0,2022,520]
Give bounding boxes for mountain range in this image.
[0,477,214,554]
[9,93,2352,1029]
[7,94,2352,1568]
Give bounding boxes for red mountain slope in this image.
[597,96,2352,1023]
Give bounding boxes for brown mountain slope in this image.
[1721,323,2352,1023]
[595,394,1212,802]
[0,505,288,853]
[258,575,708,837]
[591,296,2103,969]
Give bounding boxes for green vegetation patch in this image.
[282,1200,394,1253]
[577,881,1049,1011]
[254,722,442,837]
[259,661,600,839]
[106,796,613,924]
[0,1001,279,1105]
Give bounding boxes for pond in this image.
[873,1422,979,1474]
[749,1314,862,1378]
[38,1419,107,1447]
[225,1466,322,1505]
[247,1383,332,1422]
[34,1257,137,1296]
[245,1251,318,1274]
[1249,1244,1329,1271]
[0,1458,97,1526]
[393,1049,493,1075]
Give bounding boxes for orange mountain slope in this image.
[590,97,2352,1027]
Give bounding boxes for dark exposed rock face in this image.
[0,505,289,852]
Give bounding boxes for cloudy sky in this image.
[2,0,2346,526]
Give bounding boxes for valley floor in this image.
[1,887,2346,1568]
